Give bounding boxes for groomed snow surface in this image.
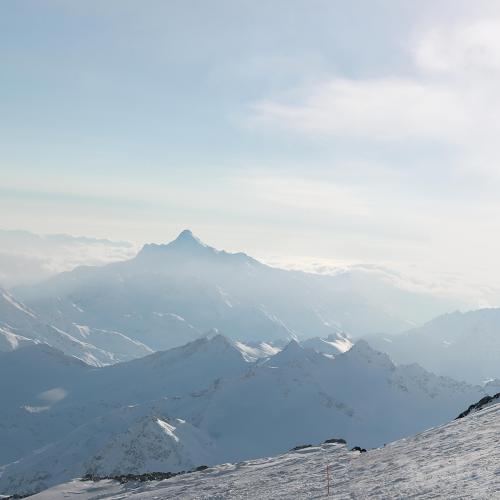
[32,403,500,499]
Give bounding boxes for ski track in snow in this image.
[32,403,500,499]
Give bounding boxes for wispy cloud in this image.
[250,17,500,158]
[252,78,466,142]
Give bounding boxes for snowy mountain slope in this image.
[69,324,153,360]
[366,308,500,384]
[30,402,500,499]
[233,340,281,360]
[0,402,216,497]
[14,230,457,348]
[156,340,484,463]
[0,288,112,366]
[0,335,252,466]
[301,332,353,355]
[0,344,90,407]
[2,335,252,408]
[83,334,254,406]
[0,326,37,351]
[0,288,152,365]
[0,344,92,464]
[84,416,215,478]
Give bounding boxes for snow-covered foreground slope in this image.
[367,308,500,384]
[15,230,458,348]
[31,403,500,499]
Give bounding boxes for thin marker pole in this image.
[326,464,330,495]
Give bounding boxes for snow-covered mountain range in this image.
[1,230,499,498]
[29,400,500,499]
[0,335,487,496]
[12,230,457,355]
[366,308,500,384]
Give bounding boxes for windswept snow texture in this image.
[31,403,500,499]
[14,230,458,348]
[366,308,500,384]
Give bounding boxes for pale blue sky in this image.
[3,0,500,295]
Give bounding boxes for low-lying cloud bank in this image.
[0,229,137,288]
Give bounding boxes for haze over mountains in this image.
[6,230,462,358]
[367,309,500,384]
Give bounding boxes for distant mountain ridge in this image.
[13,230,458,354]
[366,308,500,384]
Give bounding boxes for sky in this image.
[3,0,500,302]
